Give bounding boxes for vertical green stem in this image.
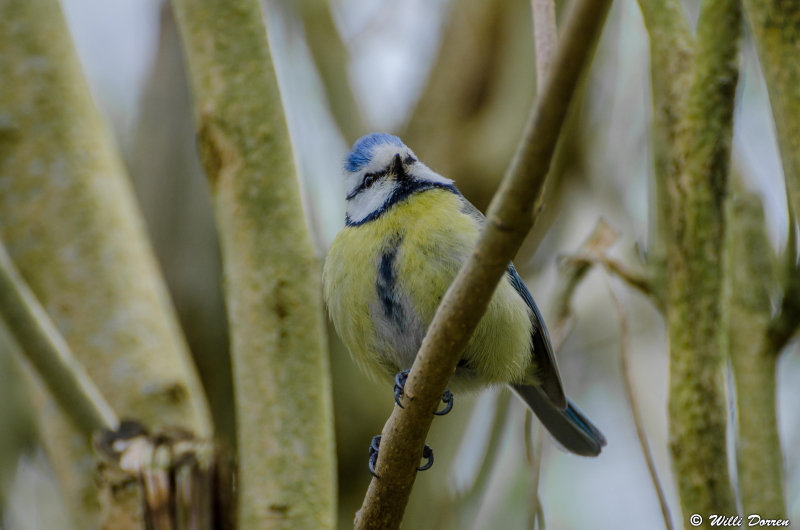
[170,0,336,527]
[743,0,800,223]
[636,0,694,268]
[729,193,786,519]
[744,0,800,359]
[665,0,741,523]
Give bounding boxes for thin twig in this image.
[550,218,621,342]
[524,415,545,530]
[565,254,659,308]
[605,275,674,530]
[0,241,118,435]
[354,2,612,524]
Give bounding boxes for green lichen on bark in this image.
[728,193,786,519]
[665,0,741,522]
[636,0,694,277]
[0,0,212,525]
[171,0,336,528]
[0,0,210,432]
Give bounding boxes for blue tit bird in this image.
[323,133,606,473]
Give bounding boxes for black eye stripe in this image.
[345,157,416,201]
[346,169,388,200]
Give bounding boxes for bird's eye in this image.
[364,174,375,188]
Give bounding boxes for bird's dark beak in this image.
[391,154,407,180]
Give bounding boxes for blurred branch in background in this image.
[728,190,786,519]
[636,0,693,269]
[129,1,235,450]
[744,0,800,359]
[743,0,800,230]
[401,0,591,271]
[298,0,368,144]
[549,219,621,346]
[402,0,537,213]
[665,0,741,520]
[171,0,336,527]
[0,0,212,527]
[606,278,674,530]
[355,0,611,527]
[0,325,37,521]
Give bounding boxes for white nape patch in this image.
[347,178,395,224]
[408,162,454,187]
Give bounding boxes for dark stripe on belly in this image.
[377,236,406,329]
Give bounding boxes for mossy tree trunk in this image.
[0,0,212,526]
[664,0,741,522]
[171,0,337,528]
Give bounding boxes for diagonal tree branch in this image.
[0,241,117,436]
[354,0,612,527]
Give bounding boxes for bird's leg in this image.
[417,444,434,471]
[394,369,409,408]
[368,435,382,478]
[367,434,435,478]
[434,389,454,416]
[394,369,455,415]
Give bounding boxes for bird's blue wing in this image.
[506,263,567,410]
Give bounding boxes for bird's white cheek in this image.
[347,183,393,223]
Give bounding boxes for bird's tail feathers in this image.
[510,384,606,457]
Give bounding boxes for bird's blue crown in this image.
[345,133,405,173]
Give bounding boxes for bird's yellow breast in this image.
[323,189,533,391]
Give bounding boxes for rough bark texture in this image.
[665,0,741,523]
[728,193,786,519]
[0,0,211,526]
[170,0,336,528]
[354,0,611,527]
[0,0,210,431]
[636,0,694,275]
